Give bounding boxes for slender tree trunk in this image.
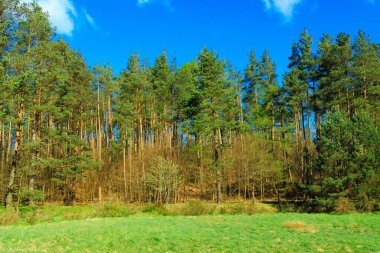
[108,95,114,142]
[197,136,203,194]
[214,128,221,203]
[138,103,144,155]
[271,107,275,152]
[123,143,127,201]
[6,120,12,164]
[97,83,102,162]
[129,137,133,202]
[362,63,367,100]
[306,106,312,144]
[1,121,5,170]
[5,103,24,209]
[29,108,39,206]
[252,181,256,202]
[260,172,264,201]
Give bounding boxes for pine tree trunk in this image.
[97,84,102,162]
[214,128,221,203]
[123,144,127,201]
[108,96,114,142]
[1,120,5,170]
[271,110,275,152]
[129,137,133,202]
[6,120,12,164]
[5,103,24,209]
[29,108,38,206]
[198,135,203,195]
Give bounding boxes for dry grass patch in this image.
[283,221,318,233]
[349,222,359,229]
[24,209,54,225]
[216,201,277,215]
[165,201,216,216]
[0,211,19,226]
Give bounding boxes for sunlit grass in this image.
[0,212,379,252]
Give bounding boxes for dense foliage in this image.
[1,1,379,211]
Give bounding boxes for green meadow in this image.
[0,204,379,253]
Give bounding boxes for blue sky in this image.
[28,0,380,77]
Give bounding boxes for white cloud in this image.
[137,0,173,10]
[262,0,302,18]
[138,0,151,4]
[263,0,272,9]
[39,0,76,36]
[21,0,94,36]
[83,9,96,29]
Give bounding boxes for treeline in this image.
[1,1,379,211]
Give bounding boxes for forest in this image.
[1,1,379,212]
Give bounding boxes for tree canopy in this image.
[1,2,379,212]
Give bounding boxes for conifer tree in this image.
[195,48,238,202]
[352,30,380,121]
[244,50,261,125]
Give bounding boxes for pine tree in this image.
[318,33,353,114]
[4,1,54,208]
[243,50,261,124]
[315,112,380,210]
[352,30,380,121]
[195,48,239,202]
[152,50,172,151]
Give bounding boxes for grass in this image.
[0,204,379,252]
[0,213,379,252]
[0,201,276,226]
[0,204,139,226]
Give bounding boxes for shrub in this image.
[142,204,169,215]
[356,197,379,212]
[166,201,216,216]
[146,157,181,204]
[310,198,335,213]
[334,197,356,213]
[249,202,277,214]
[218,205,244,215]
[183,201,216,216]
[61,207,92,220]
[19,189,44,205]
[94,204,137,217]
[24,210,53,225]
